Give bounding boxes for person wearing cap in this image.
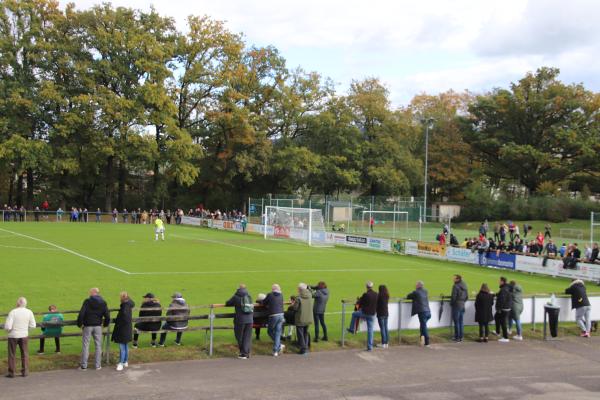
[133,293,162,348]
[158,292,189,347]
[262,284,285,356]
[292,283,314,355]
[347,281,378,351]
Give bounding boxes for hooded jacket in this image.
[312,287,329,314]
[474,291,494,323]
[565,280,590,309]
[450,280,468,310]
[407,287,430,316]
[164,297,190,330]
[293,288,314,327]
[111,299,135,344]
[226,288,253,325]
[77,295,110,328]
[511,284,524,316]
[262,291,284,316]
[495,284,513,311]
[135,299,162,332]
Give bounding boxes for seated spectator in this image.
[563,244,581,270]
[559,243,567,257]
[38,305,63,355]
[133,293,162,348]
[514,239,524,253]
[449,234,459,247]
[158,293,189,347]
[545,240,558,257]
[587,243,599,264]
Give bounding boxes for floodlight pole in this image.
[422,117,435,219]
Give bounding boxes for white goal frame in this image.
[361,210,409,238]
[264,206,328,246]
[592,212,600,246]
[560,228,584,240]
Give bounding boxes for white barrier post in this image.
[397,299,402,344]
[209,305,215,356]
[531,296,536,332]
[341,301,347,347]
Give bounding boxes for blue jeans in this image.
[118,343,129,364]
[267,314,284,353]
[349,311,375,350]
[418,312,431,345]
[377,317,389,345]
[452,308,465,340]
[509,316,522,336]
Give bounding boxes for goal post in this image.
[264,206,330,246]
[592,212,600,246]
[360,210,409,238]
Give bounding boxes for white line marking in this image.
[0,244,60,251]
[0,227,130,274]
[171,233,267,253]
[128,267,436,276]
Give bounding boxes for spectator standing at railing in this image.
[131,209,137,224]
[4,297,36,378]
[347,281,377,351]
[56,207,64,222]
[450,275,468,342]
[34,206,40,222]
[376,284,390,348]
[38,305,63,355]
[19,206,25,222]
[509,281,523,341]
[133,293,162,348]
[293,283,314,355]
[588,243,599,264]
[406,281,431,347]
[475,284,494,343]
[565,279,592,337]
[112,292,135,371]
[494,277,513,343]
[545,240,558,257]
[311,281,329,342]
[95,208,101,223]
[77,288,110,370]
[226,284,254,359]
[262,284,285,357]
[122,209,129,223]
[112,208,118,223]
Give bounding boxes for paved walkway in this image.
[4,338,600,399]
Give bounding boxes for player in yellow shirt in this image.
[154,217,165,241]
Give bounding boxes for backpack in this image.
[241,294,254,314]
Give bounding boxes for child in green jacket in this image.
[38,305,64,354]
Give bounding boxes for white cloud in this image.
[66,0,600,104]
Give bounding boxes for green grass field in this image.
[0,221,583,370]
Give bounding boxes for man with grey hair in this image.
[407,281,431,346]
[347,281,378,351]
[292,283,314,355]
[77,288,110,370]
[4,297,36,377]
[226,283,254,359]
[262,284,285,356]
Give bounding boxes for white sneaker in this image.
[273,352,279,357]
[123,362,129,367]
[513,335,523,341]
[498,338,510,343]
[116,363,123,371]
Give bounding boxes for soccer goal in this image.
[360,210,409,238]
[559,228,584,240]
[264,206,331,247]
[591,212,600,246]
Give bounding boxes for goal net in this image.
[264,206,330,246]
[360,211,408,238]
[560,228,584,240]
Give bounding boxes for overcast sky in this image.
[69,0,600,105]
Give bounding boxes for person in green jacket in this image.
[509,281,524,341]
[292,283,314,355]
[38,305,64,354]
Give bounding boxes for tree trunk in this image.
[7,168,15,205]
[153,125,161,208]
[16,173,24,207]
[104,155,114,211]
[117,160,126,210]
[26,168,34,208]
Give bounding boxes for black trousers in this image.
[133,333,157,343]
[39,337,60,352]
[314,312,327,339]
[296,326,310,353]
[478,322,489,338]
[159,331,182,345]
[495,310,509,339]
[234,323,253,357]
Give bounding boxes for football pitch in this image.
[0,222,576,364]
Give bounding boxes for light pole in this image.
[421,117,435,218]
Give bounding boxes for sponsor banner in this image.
[515,255,557,276]
[446,246,478,264]
[212,219,224,229]
[547,258,600,281]
[416,241,446,259]
[480,252,516,270]
[368,237,392,251]
[405,241,418,256]
[326,232,346,245]
[290,227,308,241]
[274,225,290,239]
[311,230,329,244]
[181,216,202,226]
[346,235,368,247]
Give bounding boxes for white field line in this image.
[170,233,267,253]
[128,267,437,276]
[0,244,60,251]
[0,227,130,275]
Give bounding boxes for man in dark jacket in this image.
[262,284,285,356]
[132,293,162,348]
[407,281,431,346]
[347,281,378,351]
[158,293,189,347]
[450,275,468,342]
[310,281,329,342]
[565,279,592,337]
[226,284,253,359]
[77,288,110,370]
[494,277,513,342]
